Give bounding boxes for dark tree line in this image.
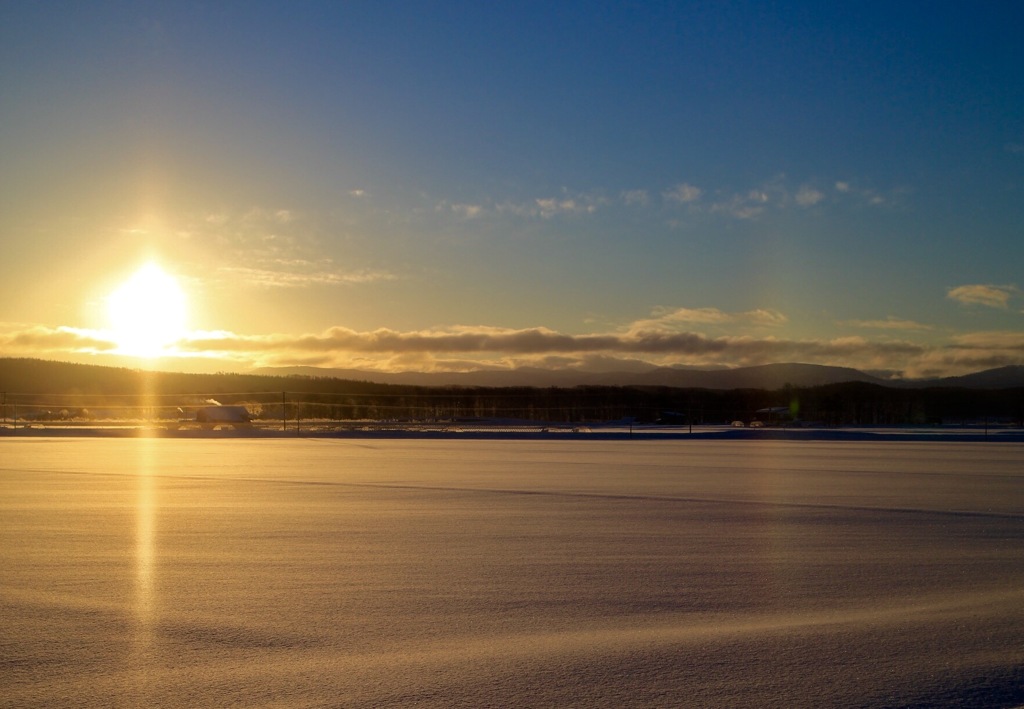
[1,358,1021,426]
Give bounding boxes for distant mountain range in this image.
[252,363,1024,390]
[3,358,1023,395]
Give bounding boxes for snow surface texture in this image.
[2,439,1023,708]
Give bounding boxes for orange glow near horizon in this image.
[106,262,189,358]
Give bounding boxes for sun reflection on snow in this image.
[131,437,158,699]
[135,457,155,623]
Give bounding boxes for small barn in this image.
[195,405,252,429]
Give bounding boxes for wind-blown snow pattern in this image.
[2,439,1023,707]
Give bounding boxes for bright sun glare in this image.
[107,262,188,357]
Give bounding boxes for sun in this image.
[106,262,189,357]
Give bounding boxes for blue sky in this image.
[1,1,1022,378]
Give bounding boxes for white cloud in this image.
[242,206,295,225]
[950,330,1024,350]
[843,316,933,331]
[164,206,387,290]
[218,262,396,289]
[431,175,893,225]
[829,180,901,207]
[494,191,605,219]
[0,324,117,354]
[663,183,703,204]
[168,324,955,377]
[707,176,789,220]
[535,198,581,218]
[435,200,485,218]
[905,330,1024,378]
[5,317,1023,379]
[711,193,765,220]
[183,207,311,258]
[621,189,650,206]
[795,185,825,207]
[451,203,485,219]
[947,284,1018,309]
[629,307,788,332]
[178,325,915,361]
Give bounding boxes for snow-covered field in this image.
[2,438,1023,707]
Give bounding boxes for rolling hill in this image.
[2,358,1022,396]
[250,362,1024,390]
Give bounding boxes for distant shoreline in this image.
[2,424,1022,443]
